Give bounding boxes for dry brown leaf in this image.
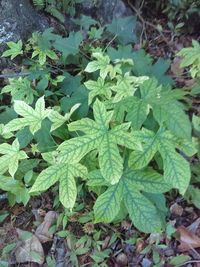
[35,211,57,243]
[171,57,184,78]
[177,226,200,252]
[15,229,44,264]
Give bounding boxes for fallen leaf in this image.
[177,226,200,252]
[15,229,44,264]
[171,57,183,78]
[35,211,57,243]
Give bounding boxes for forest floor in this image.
[0,8,200,267]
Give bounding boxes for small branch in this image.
[127,0,173,49]
[0,72,30,79]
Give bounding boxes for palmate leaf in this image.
[53,32,83,58]
[1,77,35,104]
[84,78,112,104]
[93,168,169,233]
[85,52,111,79]
[57,99,141,184]
[4,97,50,134]
[48,103,80,132]
[2,40,23,59]
[129,128,193,194]
[0,139,28,177]
[111,73,148,103]
[30,162,87,209]
[116,78,191,139]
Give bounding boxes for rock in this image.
[77,0,132,24]
[0,0,49,47]
[0,0,49,70]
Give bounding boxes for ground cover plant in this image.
[0,8,200,266]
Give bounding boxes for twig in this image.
[0,72,30,79]
[127,0,173,49]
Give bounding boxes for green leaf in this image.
[129,129,159,170]
[129,128,191,194]
[178,40,200,78]
[170,255,190,266]
[123,169,170,193]
[59,99,141,184]
[153,102,191,141]
[49,103,80,131]
[1,77,36,104]
[2,40,23,59]
[87,170,108,187]
[73,15,97,30]
[30,164,61,192]
[193,114,200,132]
[0,139,28,176]
[84,78,112,104]
[106,16,137,45]
[123,178,162,233]
[53,32,83,58]
[125,97,149,129]
[94,181,123,223]
[30,162,87,209]
[85,52,110,79]
[157,131,191,194]
[5,97,50,134]
[99,135,123,184]
[112,73,148,103]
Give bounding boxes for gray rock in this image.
[0,0,49,47]
[77,0,132,24]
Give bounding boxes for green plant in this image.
[32,0,83,21]
[0,23,197,234]
[178,40,200,78]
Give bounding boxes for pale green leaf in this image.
[99,135,123,184]
[123,178,162,233]
[94,181,123,222]
[59,170,77,209]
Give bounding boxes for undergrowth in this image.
[0,16,200,239]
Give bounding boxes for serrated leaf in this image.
[94,181,123,222]
[53,32,83,58]
[99,135,123,184]
[106,16,137,45]
[84,78,112,104]
[59,170,77,209]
